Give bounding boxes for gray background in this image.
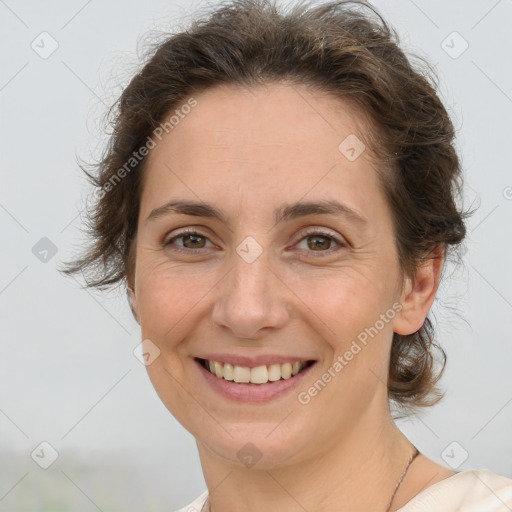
[1,0,511,510]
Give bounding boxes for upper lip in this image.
[195,354,316,368]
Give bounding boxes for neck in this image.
[196,403,414,512]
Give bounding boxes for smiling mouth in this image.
[196,357,316,385]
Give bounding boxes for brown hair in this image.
[61,0,473,416]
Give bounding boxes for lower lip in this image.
[194,358,317,403]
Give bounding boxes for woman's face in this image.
[131,82,422,468]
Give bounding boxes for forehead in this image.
[152,81,370,157]
[139,81,386,224]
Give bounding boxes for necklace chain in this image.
[201,446,420,512]
[384,446,420,512]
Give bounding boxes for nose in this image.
[211,250,290,340]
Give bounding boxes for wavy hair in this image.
[61,0,473,416]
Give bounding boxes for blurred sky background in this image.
[1,0,512,510]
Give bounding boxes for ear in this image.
[127,284,139,324]
[393,245,445,336]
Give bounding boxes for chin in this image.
[194,419,313,471]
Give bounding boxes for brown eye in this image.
[295,229,346,256]
[163,230,214,253]
[306,235,332,251]
[181,233,207,249]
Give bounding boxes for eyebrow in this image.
[145,198,368,227]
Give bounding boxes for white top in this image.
[175,469,512,512]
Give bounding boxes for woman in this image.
[61,0,512,510]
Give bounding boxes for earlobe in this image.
[127,286,139,324]
[393,247,444,336]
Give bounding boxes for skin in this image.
[129,81,455,512]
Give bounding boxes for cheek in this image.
[134,258,217,347]
[289,266,397,404]
[291,266,392,342]
[134,261,210,421]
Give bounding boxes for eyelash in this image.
[162,227,346,257]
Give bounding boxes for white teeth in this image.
[233,365,250,383]
[250,365,268,384]
[214,361,223,379]
[268,364,281,381]
[203,359,309,384]
[281,362,292,379]
[223,363,234,381]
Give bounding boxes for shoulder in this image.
[174,490,208,512]
[172,472,512,512]
[398,469,512,511]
